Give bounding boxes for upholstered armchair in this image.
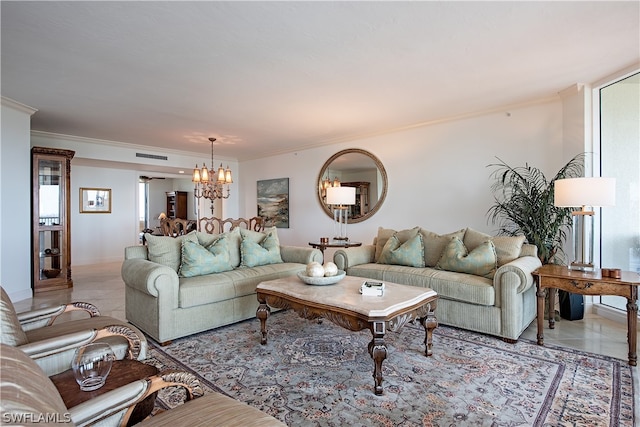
[0,286,147,376]
[16,300,101,331]
[1,344,286,427]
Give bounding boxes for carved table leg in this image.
[368,321,387,396]
[536,281,545,346]
[419,309,438,357]
[548,288,556,330]
[627,294,638,366]
[256,296,271,345]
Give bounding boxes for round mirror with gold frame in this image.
[317,149,387,223]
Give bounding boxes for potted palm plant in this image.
[486,153,585,265]
[487,153,586,320]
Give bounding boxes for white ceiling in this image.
[2,1,639,161]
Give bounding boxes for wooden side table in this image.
[309,241,362,258]
[50,359,159,426]
[532,264,639,366]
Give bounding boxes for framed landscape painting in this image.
[257,178,289,228]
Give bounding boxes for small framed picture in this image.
[80,188,111,213]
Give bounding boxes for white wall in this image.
[1,98,37,301]
[71,165,139,265]
[0,92,596,275]
[239,98,566,254]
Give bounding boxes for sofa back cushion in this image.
[0,344,70,422]
[436,236,497,279]
[178,236,233,278]
[374,227,420,262]
[0,287,28,346]
[463,228,526,267]
[377,233,426,268]
[145,232,198,272]
[419,228,466,267]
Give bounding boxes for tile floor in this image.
[13,261,640,364]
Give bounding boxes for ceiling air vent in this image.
[136,152,168,161]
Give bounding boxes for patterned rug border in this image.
[143,311,637,426]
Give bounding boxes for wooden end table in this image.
[532,264,639,366]
[50,359,159,426]
[256,275,438,395]
[308,240,362,258]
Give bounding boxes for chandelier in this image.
[192,137,233,202]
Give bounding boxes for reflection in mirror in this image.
[38,160,61,226]
[317,149,387,223]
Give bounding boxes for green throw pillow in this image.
[374,226,420,262]
[377,233,425,268]
[463,228,526,267]
[178,236,232,278]
[240,232,283,267]
[196,227,242,268]
[420,228,466,267]
[436,236,497,279]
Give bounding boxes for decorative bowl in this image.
[42,268,61,279]
[297,270,346,286]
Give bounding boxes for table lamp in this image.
[326,186,356,241]
[554,177,616,271]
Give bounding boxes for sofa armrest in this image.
[280,246,323,264]
[333,245,376,271]
[125,245,149,260]
[20,324,142,362]
[121,258,179,299]
[69,371,203,427]
[494,256,542,295]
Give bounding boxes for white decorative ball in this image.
[306,262,325,278]
[323,262,338,277]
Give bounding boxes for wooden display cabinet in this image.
[166,191,187,219]
[32,147,75,293]
[342,182,370,218]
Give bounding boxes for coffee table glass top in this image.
[257,275,436,318]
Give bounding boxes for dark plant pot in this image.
[559,290,584,321]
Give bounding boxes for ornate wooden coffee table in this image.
[256,275,438,395]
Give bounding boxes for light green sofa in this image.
[122,228,322,344]
[334,227,542,342]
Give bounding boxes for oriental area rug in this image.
[144,310,636,426]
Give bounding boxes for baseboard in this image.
[591,303,630,324]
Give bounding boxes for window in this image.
[599,72,640,311]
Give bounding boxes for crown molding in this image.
[30,130,235,162]
[1,96,37,115]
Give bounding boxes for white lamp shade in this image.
[554,177,616,207]
[326,186,356,205]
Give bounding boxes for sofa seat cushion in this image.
[179,275,235,308]
[228,263,307,298]
[347,263,494,306]
[178,263,307,308]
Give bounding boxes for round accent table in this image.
[309,240,362,258]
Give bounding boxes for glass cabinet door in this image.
[32,147,75,292]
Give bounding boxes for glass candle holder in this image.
[71,342,115,391]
